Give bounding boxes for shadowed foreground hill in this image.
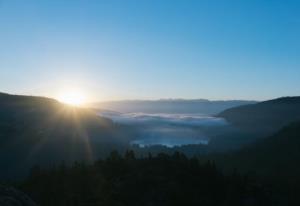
[216,121,300,178]
[0,93,131,179]
[196,121,300,205]
[218,97,300,136]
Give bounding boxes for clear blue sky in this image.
[0,0,300,101]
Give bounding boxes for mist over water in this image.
[98,111,227,147]
[130,126,209,147]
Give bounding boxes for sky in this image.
[0,0,300,102]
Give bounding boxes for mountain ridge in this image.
[0,92,131,179]
[218,96,300,136]
[91,99,257,115]
[214,120,300,178]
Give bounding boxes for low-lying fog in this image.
[98,111,228,147]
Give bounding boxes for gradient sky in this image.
[1,0,300,101]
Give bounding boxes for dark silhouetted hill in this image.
[218,96,300,136]
[0,93,132,179]
[200,121,300,205]
[210,121,300,179]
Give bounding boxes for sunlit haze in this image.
[1,1,300,101]
[57,90,86,106]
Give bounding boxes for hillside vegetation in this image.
[0,93,131,178]
[218,97,300,136]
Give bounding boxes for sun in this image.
[57,90,86,106]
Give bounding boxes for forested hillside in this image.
[218,97,300,136]
[214,121,300,177]
[0,93,132,179]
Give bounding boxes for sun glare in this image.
[57,90,86,106]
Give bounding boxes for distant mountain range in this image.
[218,96,300,136]
[91,99,257,115]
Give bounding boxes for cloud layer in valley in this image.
[99,111,227,126]
[98,111,228,147]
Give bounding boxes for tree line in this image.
[20,151,270,206]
